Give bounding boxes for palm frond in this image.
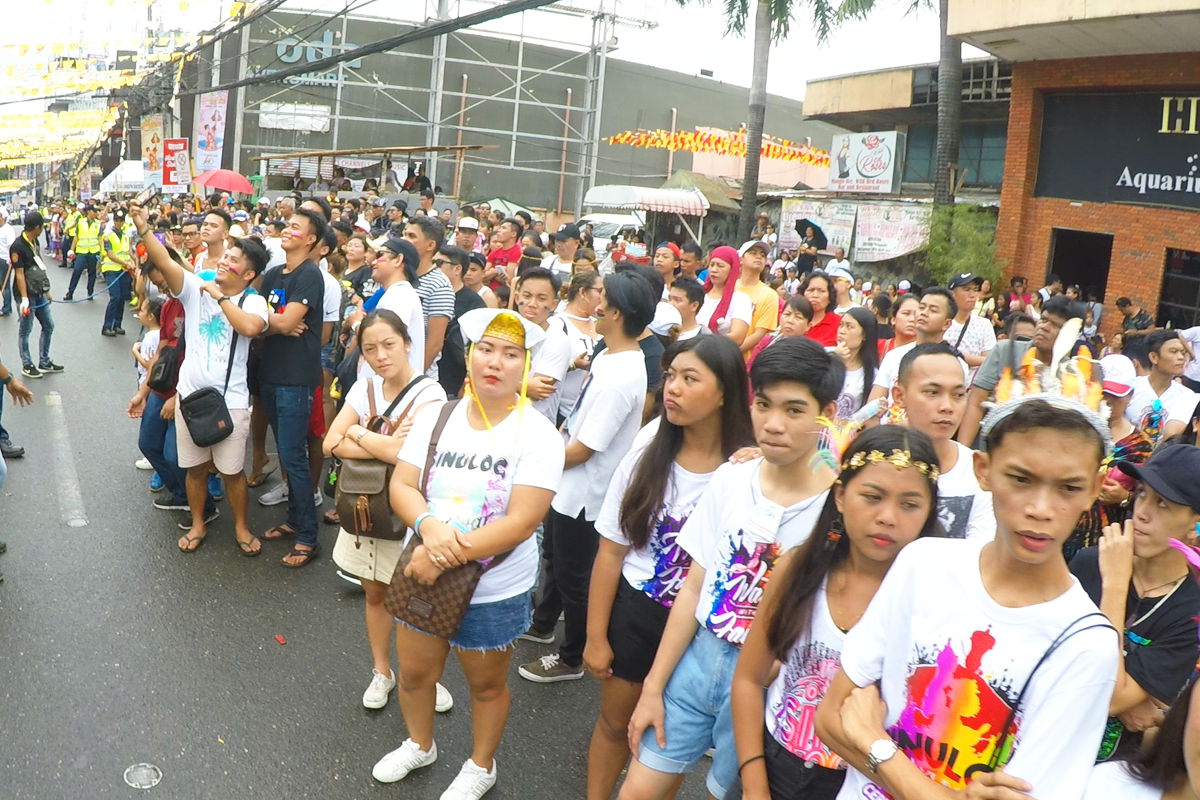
[722,0,750,36]
[902,0,934,14]
[836,0,878,23]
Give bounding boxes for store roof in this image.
[660,171,740,213]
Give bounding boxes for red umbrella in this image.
[193,169,253,195]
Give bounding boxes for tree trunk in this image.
[934,0,961,206]
[738,0,771,242]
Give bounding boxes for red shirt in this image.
[486,243,522,289]
[151,297,185,400]
[805,311,840,347]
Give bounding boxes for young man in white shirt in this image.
[943,272,996,381]
[827,265,856,315]
[826,246,852,276]
[668,276,706,341]
[541,223,581,278]
[1129,329,1198,444]
[516,267,572,423]
[816,397,1118,800]
[892,343,995,540]
[191,209,230,274]
[869,287,957,407]
[519,270,656,683]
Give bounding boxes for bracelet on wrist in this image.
[413,512,434,535]
[737,754,765,776]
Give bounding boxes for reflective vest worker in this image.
[100,225,131,272]
[73,215,101,256]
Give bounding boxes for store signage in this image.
[853,203,929,262]
[827,131,903,194]
[250,30,361,86]
[778,199,857,254]
[162,138,190,195]
[1035,91,1200,211]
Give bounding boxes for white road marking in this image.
[45,392,88,528]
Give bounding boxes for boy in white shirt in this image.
[516,268,572,423]
[816,396,1118,800]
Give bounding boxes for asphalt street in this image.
[0,256,711,800]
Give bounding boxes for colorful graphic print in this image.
[770,641,844,767]
[638,511,692,607]
[705,535,781,645]
[888,629,1017,788]
[425,448,512,538]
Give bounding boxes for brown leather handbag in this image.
[334,375,428,543]
[384,400,513,640]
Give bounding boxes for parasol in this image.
[193,169,253,195]
[793,218,828,250]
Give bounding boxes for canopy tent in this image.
[98,160,144,195]
[584,185,711,244]
[660,171,741,214]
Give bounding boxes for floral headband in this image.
[843,448,939,482]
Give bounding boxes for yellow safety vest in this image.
[100,229,131,272]
[74,219,101,254]
[63,211,79,238]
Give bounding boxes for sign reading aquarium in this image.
[1035,91,1200,212]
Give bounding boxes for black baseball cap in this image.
[1117,445,1200,512]
[379,237,420,270]
[948,272,983,290]
[23,210,45,229]
[390,199,408,212]
[556,223,581,242]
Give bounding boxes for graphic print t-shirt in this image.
[676,459,828,646]
[1124,376,1198,445]
[398,400,565,604]
[595,438,716,607]
[836,537,1118,800]
[937,441,995,540]
[259,260,324,387]
[765,577,846,768]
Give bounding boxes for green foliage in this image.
[923,203,999,286]
[682,0,880,42]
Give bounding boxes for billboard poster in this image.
[853,203,929,262]
[140,114,163,188]
[162,138,190,194]
[778,198,857,254]
[828,131,903,194]
[193,90,228,173]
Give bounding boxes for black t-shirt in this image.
[259,260,325,387]
[1070,547,1200,757]
[344,264,375,300]
[9,233,50,296]
[438,286,487,398]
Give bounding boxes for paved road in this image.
[0,261,711,800]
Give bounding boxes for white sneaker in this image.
[314,491,323,507]
[372,738,437,784]
[363,669,396,709]
[259,481,289,506]
[135,457,153,471]
[435,682,454,713]
[440,758,496,800]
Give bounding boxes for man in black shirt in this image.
[1069,444,1200,761]
[434,244,485,397]
[257,207,327,568]
[10,211,62,378]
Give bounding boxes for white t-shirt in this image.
[1181,326,1200,382]
[540,253,573,277]
[677,458,829,646]
[553,349,647,521]
[529,320,573,423]
[836,537,1118,800]
[136,328,160,383]
[1082,761,1161,800]
[938,441,995,540]
[835,367,865,419]
[944,315,997,382]
[344,374,446,427]
[555,315,598,420]
[173,271,269,410]
[874,342,916,399]
[826,258,852,274]
[398,400,565,604]
[320,267,341,325]
[596,438,716,607]
[370,281,426,376]
[676,325,705,341]
[1124,375,1198,444]
[765,577,846,768]
[696,291,753,335]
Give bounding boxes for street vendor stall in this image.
[582,185,711,249]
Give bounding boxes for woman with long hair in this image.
[697,245,753,346]
[325,310,450,712]
[877,293,918,359]
[731,425,942,800]
[801,271,840,348]
[833,307,879,419]
[584,336,756,800]
[375,309,565,798]
[343,233,376,301]
[557,269,603,421]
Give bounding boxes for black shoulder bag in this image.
[147,326,184,393]
[179,296,246,448]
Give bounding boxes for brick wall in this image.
[995,53,1200,337]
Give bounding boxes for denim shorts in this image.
[399,590,533,652]
[321,342,338,372]
[637,628,740,799]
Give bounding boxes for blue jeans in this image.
[18,292,54,368]
[102,270,131,331]
[259,381,318,547]
[0,387,9,440]
[1,258,11,314]
[67,252,98,297]
[139,392,188,501]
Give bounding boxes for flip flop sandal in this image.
[235,536,263,557]
[178,533,207,553]
[246,464,278,488]
[322,509,340,526]
[282,542,321,569]
[262,524,298,540]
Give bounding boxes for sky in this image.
[0,0,989,112]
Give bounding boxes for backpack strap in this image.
[422,399,461,493]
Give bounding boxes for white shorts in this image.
[332,528,406,585]
[176,407,251,475]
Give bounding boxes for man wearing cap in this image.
[366,197,388,237]
[0,207,14,316]
[827,265,856,315]
[1069,443,1200,756]
[542,224,580,277]
[61,203,82,268]
[650,241,680,294]
[12,212,63,378]
[736,239,779,358]
[99,209,135,336]
[944,272,996,380]
[64,204,101,302]
[386,200,407,229]
[455,215,481,253]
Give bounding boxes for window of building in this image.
[910,60,1012,106]
[1159,249,1200,328]
[901,122,1007,187]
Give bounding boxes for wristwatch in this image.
[866,738,898,773]
[1,374,11,386]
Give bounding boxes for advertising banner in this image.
[828,131,902,194]
[140,114,163,188]
[193,90,228,173]
[853,203,929,262]
[162,138,190,194]
[778,198,857,254]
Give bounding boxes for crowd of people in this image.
[4,189,1200,800]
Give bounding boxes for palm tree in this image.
[933,0,960,206]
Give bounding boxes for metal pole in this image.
[231,20,250,176]
[509,12,526,169]
[557,88,571,213]
[586,7,610,192]
[332,14,348,152]
[427,0,450,188]
[453,73,467,199]
[666,107,677,179]
[574,11,599,215]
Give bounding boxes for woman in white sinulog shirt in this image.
[371,308,565,800]
[584,335,756,800]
